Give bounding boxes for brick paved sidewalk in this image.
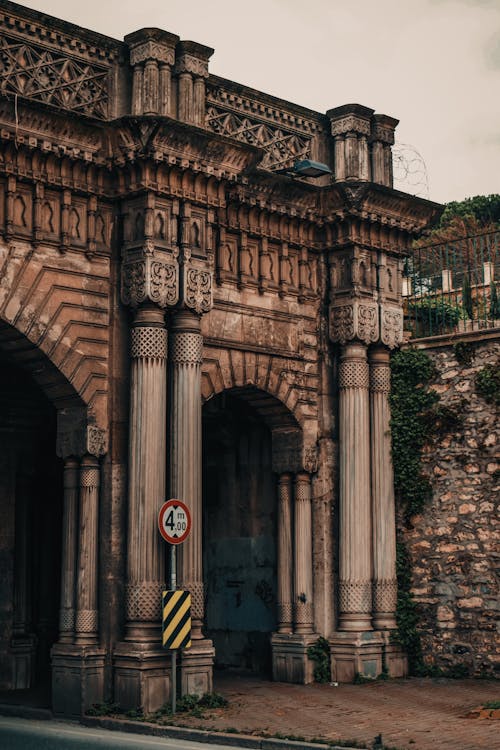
[185,673,500,750]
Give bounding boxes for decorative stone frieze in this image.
[121,256,179,309]
[329,300,379,346]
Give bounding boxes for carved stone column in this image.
[52,426,106,718]
[11,472,36,689]
[276,473,293,634]
[369,346,397,630]
[175,42,213,126]
[58,457,79,643]
[125,306,168,642]
[168,308,215,696]
[293,472,314,635]
[337,342,372,631]
[329,341,383,683]
[75,454,100,646]
[125,29,179,116]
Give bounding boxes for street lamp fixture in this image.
[275,159,332,178]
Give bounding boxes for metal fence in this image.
[403,230,500,338]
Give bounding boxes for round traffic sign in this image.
[158,499,191,545]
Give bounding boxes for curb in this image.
[0,703,52,721]
[81,716,364,750]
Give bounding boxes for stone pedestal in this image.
[51,643,105,717]
[114,306,169,712]
[271,633,318,684]
[10,634,37,689]
[329,630,384,683]
[113,643,172,713]
[381,631,408,678]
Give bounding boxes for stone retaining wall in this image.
[402,334,499,676]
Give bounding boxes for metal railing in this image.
[403,229,500,338]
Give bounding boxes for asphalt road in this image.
[0,715,238,750]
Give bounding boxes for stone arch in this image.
[0,237,109,438]
[201,347,318,474]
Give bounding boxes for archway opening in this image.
[202,390,279,676]
[0,358,63,702]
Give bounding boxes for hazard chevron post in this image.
[162,590,191,650]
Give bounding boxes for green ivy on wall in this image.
[389,348,439,521]
[475,362,500,406]
[390,348,440,674]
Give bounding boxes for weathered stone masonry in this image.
[403,335,499,676]
[0,0,440,715]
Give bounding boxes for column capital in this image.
[121,248,179,310]
[330,300,379,346]
[126,28,179,66]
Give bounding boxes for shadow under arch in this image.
[202,386,303,676]
[0,319,95,701]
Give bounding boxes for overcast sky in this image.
[16,0,500,205]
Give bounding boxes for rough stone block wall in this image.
[402,337,499,676]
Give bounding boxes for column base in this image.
[10,633,37,689]
[180,638,215,696]
[113,642,171,713]
[271,632,318,684]
[329,630,384,683]
[51,642,105,717]
[380,631,408,678]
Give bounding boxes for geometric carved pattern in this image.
[339,360,369,390]
[369,364,391,393]
[0,34,109,119]
[182,581,205,620]
[277,603,293,628]
[293,601,314,625]
[80,467,99,488]
[131,326,168,359]
[126,582,165,622]
[373,579,398,613]
[75,608,98,632]
[170,332,203,366]
[80,467,100,488]
[59,607,75,633]
[339,580,372,614]
[206,105,312,170]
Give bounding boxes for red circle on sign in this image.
[158,499,191,545]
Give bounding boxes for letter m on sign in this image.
[162,590,191,650]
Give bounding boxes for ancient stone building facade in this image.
[0,1,439,716]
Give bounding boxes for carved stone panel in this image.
[183,266,212,314]
[121,256,179,309]
[380,304,404,349]
[329,300,379,346]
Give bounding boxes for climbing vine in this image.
[307,637,331,683]
[389,348,439,521]
[389,348,441,674]
[475,362,500,406]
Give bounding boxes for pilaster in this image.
[369,346,397,631]
[175,41,213,126]
[276,473,293,634]
[125,28,179,116]
[52,451,105,716]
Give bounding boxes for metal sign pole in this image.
[170,544,177,715]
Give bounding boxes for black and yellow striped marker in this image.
[162,590,191,650]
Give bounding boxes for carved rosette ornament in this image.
[121,258,179,309]
[329,301,379,346]
[380,305,404,349]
